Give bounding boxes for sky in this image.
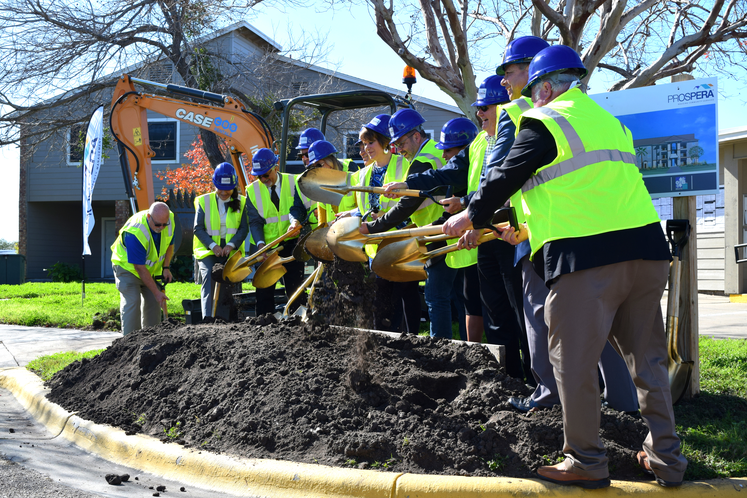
[1,2,745,242]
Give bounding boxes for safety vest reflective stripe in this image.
[515,98,531,112]
[522,149,637,193]
[410,141,444,227]
[193,193,246,259]
[203,200,220,237]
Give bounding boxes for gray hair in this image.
[531,72,582,100]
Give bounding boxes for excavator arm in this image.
[109,74,274,213]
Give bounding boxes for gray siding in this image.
[25,201,115,281]
[698,230,725,292]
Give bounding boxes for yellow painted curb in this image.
[3,367,747,498]
[729,294,747,303]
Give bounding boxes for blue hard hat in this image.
[250,148,279,176]
[307,140,338,165]
[435,118,479,150]
[388,108,425,142]
[213,162,237,190]
[521,45,588,97]
[472,75,510,107]
[361,114,391,137]
[295,128,325,150]
[496,36,550,75]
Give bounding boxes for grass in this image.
[0,282,253,329]
[26,350,104,381]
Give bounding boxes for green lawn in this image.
[0,281,254,329]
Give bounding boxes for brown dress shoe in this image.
[637,451,683,487]
[537,461,611,489]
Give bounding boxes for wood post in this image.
[673,196,700,398]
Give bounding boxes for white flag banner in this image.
[82,106,104,256]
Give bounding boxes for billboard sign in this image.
[590,77,718,198]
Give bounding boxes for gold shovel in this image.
[325,217,447,262]
[298,166,450,206]
[222,224,304,282]
[252,246,295,289]
[371,231,498,282]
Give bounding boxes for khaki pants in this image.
[113,265,161,336]
[546,259,687,482]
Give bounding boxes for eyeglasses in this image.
[259,172,272,180]
[392,131,415,150]
[477,105,490,112]
[298,152,309,159]
[153,221,170,228]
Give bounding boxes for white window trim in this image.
[148,118,180,165]
[66,123,84,166]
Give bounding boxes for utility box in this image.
[0,253,26,285]
[182,299,202,325]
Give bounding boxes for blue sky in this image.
[1,3,745,241]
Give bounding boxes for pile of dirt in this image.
[46,315,651,480]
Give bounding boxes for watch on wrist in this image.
[460,197,467,209]
[163,266,170,270]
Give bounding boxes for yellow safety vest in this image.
[409,140,445,227]
[247,173,298,244]
[353,154,410,259]
[502,98,534,226]
[444,130,490,269]
[111,210,174,278]
[518,88,660,258]
[192,192,247,260]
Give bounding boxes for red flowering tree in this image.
[156,137,255,197]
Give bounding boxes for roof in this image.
[719,125,747,144]
[633,134,697,147]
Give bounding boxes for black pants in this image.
[374,278,420,333]
[477,238,531,381]
[255,238,307,316]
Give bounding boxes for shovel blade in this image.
[252,250,289,289]
[305,226,335,262]
[326,217,369,262]
[298,167,349,205]
[668,359,694,405]
[371,238,428,282]
[222,250,252,283]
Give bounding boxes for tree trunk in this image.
[199,129,227,168]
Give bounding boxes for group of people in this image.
[110,37,686,488]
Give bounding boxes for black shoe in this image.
[508,396,537,413]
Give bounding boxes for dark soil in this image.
[46,316,652,481]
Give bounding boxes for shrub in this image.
[47,262,83,283]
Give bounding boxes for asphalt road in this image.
[0,292,745,497]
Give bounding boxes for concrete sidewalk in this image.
[0,324,120,368]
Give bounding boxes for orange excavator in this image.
[109,72,411,254]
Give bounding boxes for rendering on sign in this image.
[590,77,718,198]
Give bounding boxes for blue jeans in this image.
[425,258,460,339]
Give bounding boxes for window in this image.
[67,123,85,165]
[670,143,678,152]
[148,120,178,162]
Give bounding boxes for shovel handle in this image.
[283,265,322,316]
[243,224,303,266]
[422,228,502,259]
[369,224,445,242]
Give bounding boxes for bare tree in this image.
[0,0,284,165]
[363,0,747,116]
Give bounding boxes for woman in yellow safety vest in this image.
[193,162,249,318]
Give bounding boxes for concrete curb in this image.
[2,367,746,498]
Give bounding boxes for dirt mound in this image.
[46,316,651,480]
